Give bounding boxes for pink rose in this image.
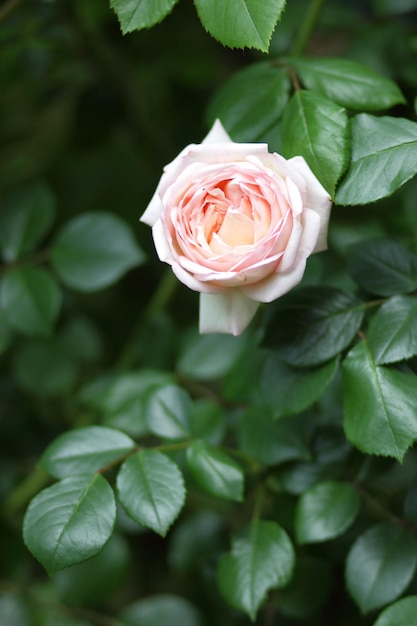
[141,120,331,336]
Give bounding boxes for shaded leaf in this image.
[265,286,365,367]
[218,520,295,619]
[367,295,417,364]
[281,90,349,196]
[102,370,173,437]
[178,330,247,381]
[347,239,417,296]
[289,57,405,111]
[336,115,417,205]
[145,383,192,439]
[120,594,202,626]
[238,409,313,466]
[40,426,136,479]
[258,352,338,418]
[0,183,55,262]
[186,440,244,501]
[346,523,417,613]
[343,340,417,461]
[0,267,61,336]
[206,63,290,141]
[117,449,185,536]
[23,474,116,574]
[373,596,417,626]
[295,481,360,544]
[14,338,78,397]
[51,212,145,291]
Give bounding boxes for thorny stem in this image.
[289,0,326,57]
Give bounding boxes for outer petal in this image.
[243,209,321,302]
[288,156,332,253]
[199,290,259,335]
[140,186,165,226]
[203,119,233,144]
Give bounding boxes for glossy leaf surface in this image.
[218,520,295,619]
[346,523,417,613]
[23,474,116,574]
[117,449,185,536]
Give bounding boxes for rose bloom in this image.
[141,120,331,336]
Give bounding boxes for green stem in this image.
[116,268,178,370]
[289,0,326,56]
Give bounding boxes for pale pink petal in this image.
[202,119,233,144]
[152,219,175,263]
[199,290,259,335]
[172,263,221,294]
[288,156,332,252]
[140,187,165,226]
[243,209,321,302]
[242,256,308,302]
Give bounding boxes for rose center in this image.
[204,180,255,247]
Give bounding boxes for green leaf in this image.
[264,286,365,367]
[23,473,116,574]
[258,353,338,418]
[218,520,295,619]
[193,0,286,52]
[186,440,244,502]
[0,183,55,262]
[50,212,145,291]
[178,330,247,381]
[343,340,417,461]
[145,383,192,439]
[102,370,173,437]
[347,239,417,296]
[295,481,360,544]
[206,63,290,141]
[0,268,61,336]
[120,594,202,626]
[288,57,405,111]
[14,338,78,397]
[373,596,417,626]
[238,409,313,466]
[367,296,417,364]
[189,399,226,445]
[116,449,185,536]
[345,523,417,613]
[336,114,417,205]
[281,90,349,196]
[110,0,180,32]
[40,426,136,479]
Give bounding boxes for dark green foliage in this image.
[2,1,417,625]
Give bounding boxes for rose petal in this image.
[202,119,233,144]
[199,290,259,335]
[243,209,321,302]
[288,156,332,252]
[140,187,165,226]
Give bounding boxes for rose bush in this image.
[141,120,332,335]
